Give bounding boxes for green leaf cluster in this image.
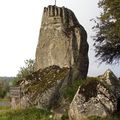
[13,59,35,86]
[93,0,120,64]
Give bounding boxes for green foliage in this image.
[93,0,120,64]
[63,79,84,102]
[89,116,101,120]
[13,59,35,85]
[0,108,53,120]
[17,59,35,78]
[0,108,120,120]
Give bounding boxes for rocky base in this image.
[68,70,120,120]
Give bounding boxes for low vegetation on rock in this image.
[24,65,69,94]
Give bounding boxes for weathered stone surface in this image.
[99,69,120,98]
[19,65,69,109]
[11,6,89,112]
[68,70,120,120]
[35,5,89,80]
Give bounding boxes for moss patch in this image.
[22,65,69,100]
[62,77,99,102]
[79,79,99,102]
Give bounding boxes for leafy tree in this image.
[93,0,120,64]
[13,59,35,85]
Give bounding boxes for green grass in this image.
[88,113,120,120]
[63,79,84,101]
[0,106,10,111]
[0,98,10,111]
[0,108,120,120]
[0,98,10,102]
[0,108,53,120]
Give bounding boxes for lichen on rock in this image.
[24,65,68,93]
[20,65,69,108]
[69,70,120,120]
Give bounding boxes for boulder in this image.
[68,70,120,120]
[35,5,89,80]
[20,65,69,109]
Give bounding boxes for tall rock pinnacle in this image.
[35,5,89,79]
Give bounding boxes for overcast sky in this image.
[0,0,119,77]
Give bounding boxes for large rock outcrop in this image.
[19,65,69,109]
[11,6,89,114]
[69,70,120,120]
[35,5,89,80]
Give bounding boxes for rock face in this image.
[11,6,89,112]
[69,70,120,120]
[35,5,89,80]
[19,65,69,109]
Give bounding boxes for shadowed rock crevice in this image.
[79,80,99,102]
[117,97,120,112]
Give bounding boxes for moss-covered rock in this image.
[24,65,69,93]
[19,65,69,109]
[69,70,120,120]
